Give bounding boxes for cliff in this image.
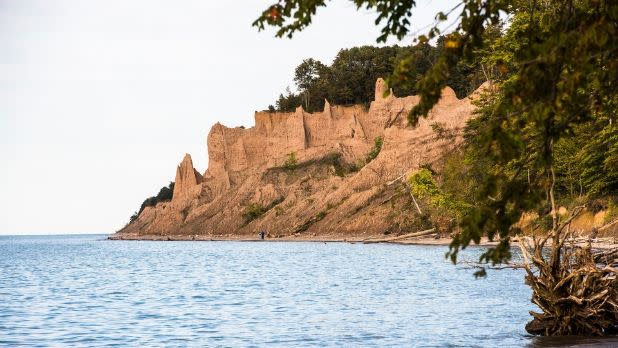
[114,79,484,239]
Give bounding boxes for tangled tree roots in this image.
[520,220,618,336]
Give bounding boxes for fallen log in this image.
[458,260,526,270]
[598,218,618,232]
[593,247,618,265]
[363,228,436,244]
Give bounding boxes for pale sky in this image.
[0,0,458,235]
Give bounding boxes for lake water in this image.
[1,235,617,347]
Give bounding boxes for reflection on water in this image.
[0,235,615,347]
[529,336,618,348]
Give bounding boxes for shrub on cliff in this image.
[155,183,174,201]
[283,152,298,169]
[130,182,175,222]
[409,168,472,219]
[321,152,362,177]
[129,211,139,223]
[242,197,285,225]
[242,203,267,224]
[365,136,383,163]
[295,210,328,233]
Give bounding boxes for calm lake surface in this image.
[1,235,617,347]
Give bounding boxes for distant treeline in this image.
[269,38,486,113]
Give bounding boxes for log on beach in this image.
[363,228,436,244]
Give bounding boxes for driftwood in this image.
[458,260,526,270]
[518,199,618,336]
[593,248,618,266]
[380,172,424,215]
[598,218,618,232]
[363,228,436,244]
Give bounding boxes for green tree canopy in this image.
[273,43,484,112]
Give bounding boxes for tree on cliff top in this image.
[276,41,484,112]
[294,58,328,110]
[254,0,618,336]
[273,42,484,112]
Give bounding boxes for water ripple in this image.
[1,235,617,347]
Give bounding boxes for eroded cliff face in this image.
[116,79,484,239]
[173,154,203,199]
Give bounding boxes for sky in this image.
[0,0,459,235]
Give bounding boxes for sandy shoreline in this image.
[108,233,470,245]
[108,233,618,250]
